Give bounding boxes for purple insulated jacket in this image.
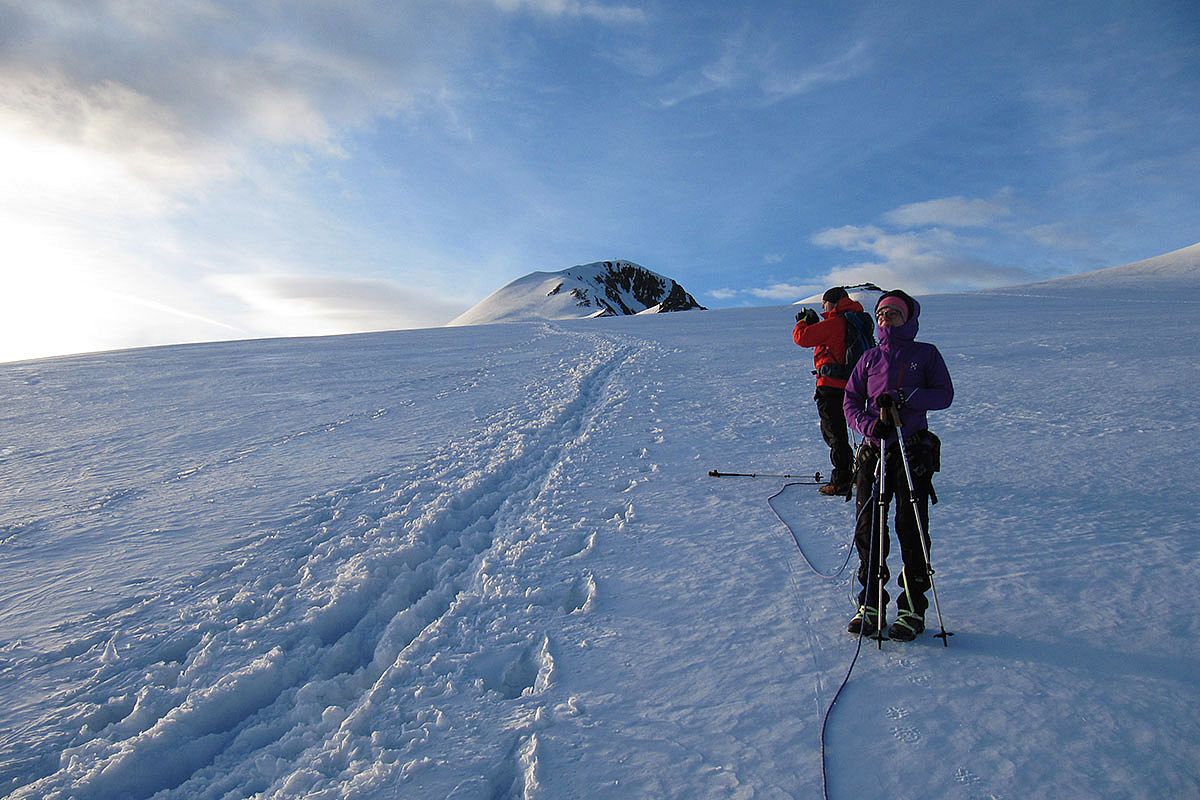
[843,297,953,443]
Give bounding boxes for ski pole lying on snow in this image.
[708,470,824,483]
[889,407,953,646]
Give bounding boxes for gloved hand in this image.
[872,417,895,441]
[795,308,819,325]
[875,390,906,410]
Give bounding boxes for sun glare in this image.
[0,214,120,362]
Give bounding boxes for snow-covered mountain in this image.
[794,282,884,310]
[448,260,704,326]
[2,248,1199,799]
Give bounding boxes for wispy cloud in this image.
[657,35,869,108]
[210,274,468,335]
[1025,223,1091,250]
[490,0,646,24]
[759,41,871,104]
[656,28,747,108]
[883,195,1012,229]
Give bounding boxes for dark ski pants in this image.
[814,386,853,487]
[853,442,932,617]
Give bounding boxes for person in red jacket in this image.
[792,286,866,496]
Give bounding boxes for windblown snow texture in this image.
[1,244,1198,799]
[448,260,704,326]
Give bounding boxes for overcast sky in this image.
[1,0,1197,361]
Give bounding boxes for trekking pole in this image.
[889,408,953,646]
[708,470,823,483]
[873,439,888,648]
[853,456,881,648]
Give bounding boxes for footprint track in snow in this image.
[890,726,922,744]
[955,767,983,785]
[560,573,596,614]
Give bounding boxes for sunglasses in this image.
[875,307,904,320]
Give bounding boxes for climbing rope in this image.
[767,475,879,800]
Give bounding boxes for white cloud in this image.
[812,225,964,262]
[763,253,784,264]
[708,281,821,303]
[210,274,468,335]
[0,72,231,216]
[811,224,1033,294]
[0,2,484,215]
[708,192,1035,305]
[883,196,1012,229]
[747,282,821,301]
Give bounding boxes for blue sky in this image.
[1,0,1197,361]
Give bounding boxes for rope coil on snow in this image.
[766,484,857,580]
[767,478,878,800]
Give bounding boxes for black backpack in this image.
[818,311,876,381]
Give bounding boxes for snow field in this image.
[1,325,638,797]
[2,272,1199,799]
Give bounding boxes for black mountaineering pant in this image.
[852,438,934,616]
[815,386,853,488]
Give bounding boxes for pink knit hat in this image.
[875,295,909,323]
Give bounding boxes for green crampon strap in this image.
[891,609,924,632]
[853,604,882,622]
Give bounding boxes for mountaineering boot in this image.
[887,610,925,642]
[847,605,885,637]
[819,481,852,498]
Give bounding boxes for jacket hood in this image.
[835,296,864,314]
[876,291,920,347]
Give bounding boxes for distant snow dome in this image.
[794,283,884,310]
[448,260,704,326]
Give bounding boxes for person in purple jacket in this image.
[843,289,954,641]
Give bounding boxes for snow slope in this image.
[1028,241,1200,287]
[2,255,1199,799]
[448,261,703,326]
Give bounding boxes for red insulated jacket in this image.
[792,296,866,389]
